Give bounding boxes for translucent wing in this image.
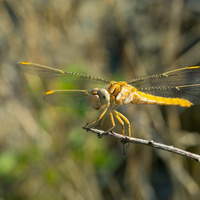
[139,84,200,104]
[127,66,200,104]
[16,62,110,85]
[128,66,200,87]
[43,90,91,109]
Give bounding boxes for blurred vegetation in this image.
[0,0,200,199]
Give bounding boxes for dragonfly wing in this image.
[128,66,200,88]
[16,62,110,85]
[43,90,92,109]
[139,84,200,105]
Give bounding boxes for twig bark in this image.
[83,127,200,162]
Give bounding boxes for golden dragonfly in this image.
[17,62,200,138]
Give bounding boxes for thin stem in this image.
[83,127,200,162]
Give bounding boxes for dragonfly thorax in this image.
[106,81,137,107]
[89,88,110,110]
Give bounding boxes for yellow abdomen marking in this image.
[137,92,193,107]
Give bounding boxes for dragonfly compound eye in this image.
[89,88,102,109]
[89,88,110,109]
[97,89,110,105]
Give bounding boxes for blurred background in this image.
[0,0,200,199]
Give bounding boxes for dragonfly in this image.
[16,62,200,138]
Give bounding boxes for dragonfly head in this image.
[89,88,110,110]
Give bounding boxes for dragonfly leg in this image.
[97,112,116,138]
[109,111,115,130]
[113,110,131,138]
[104,111,116,132]
[85,106,108,128]
[112,110,125,136]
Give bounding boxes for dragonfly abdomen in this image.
[106,81,193,108]
[135,91,193,107]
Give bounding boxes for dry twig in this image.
[83,127,200,162]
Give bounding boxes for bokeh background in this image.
[0,0,200,199]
